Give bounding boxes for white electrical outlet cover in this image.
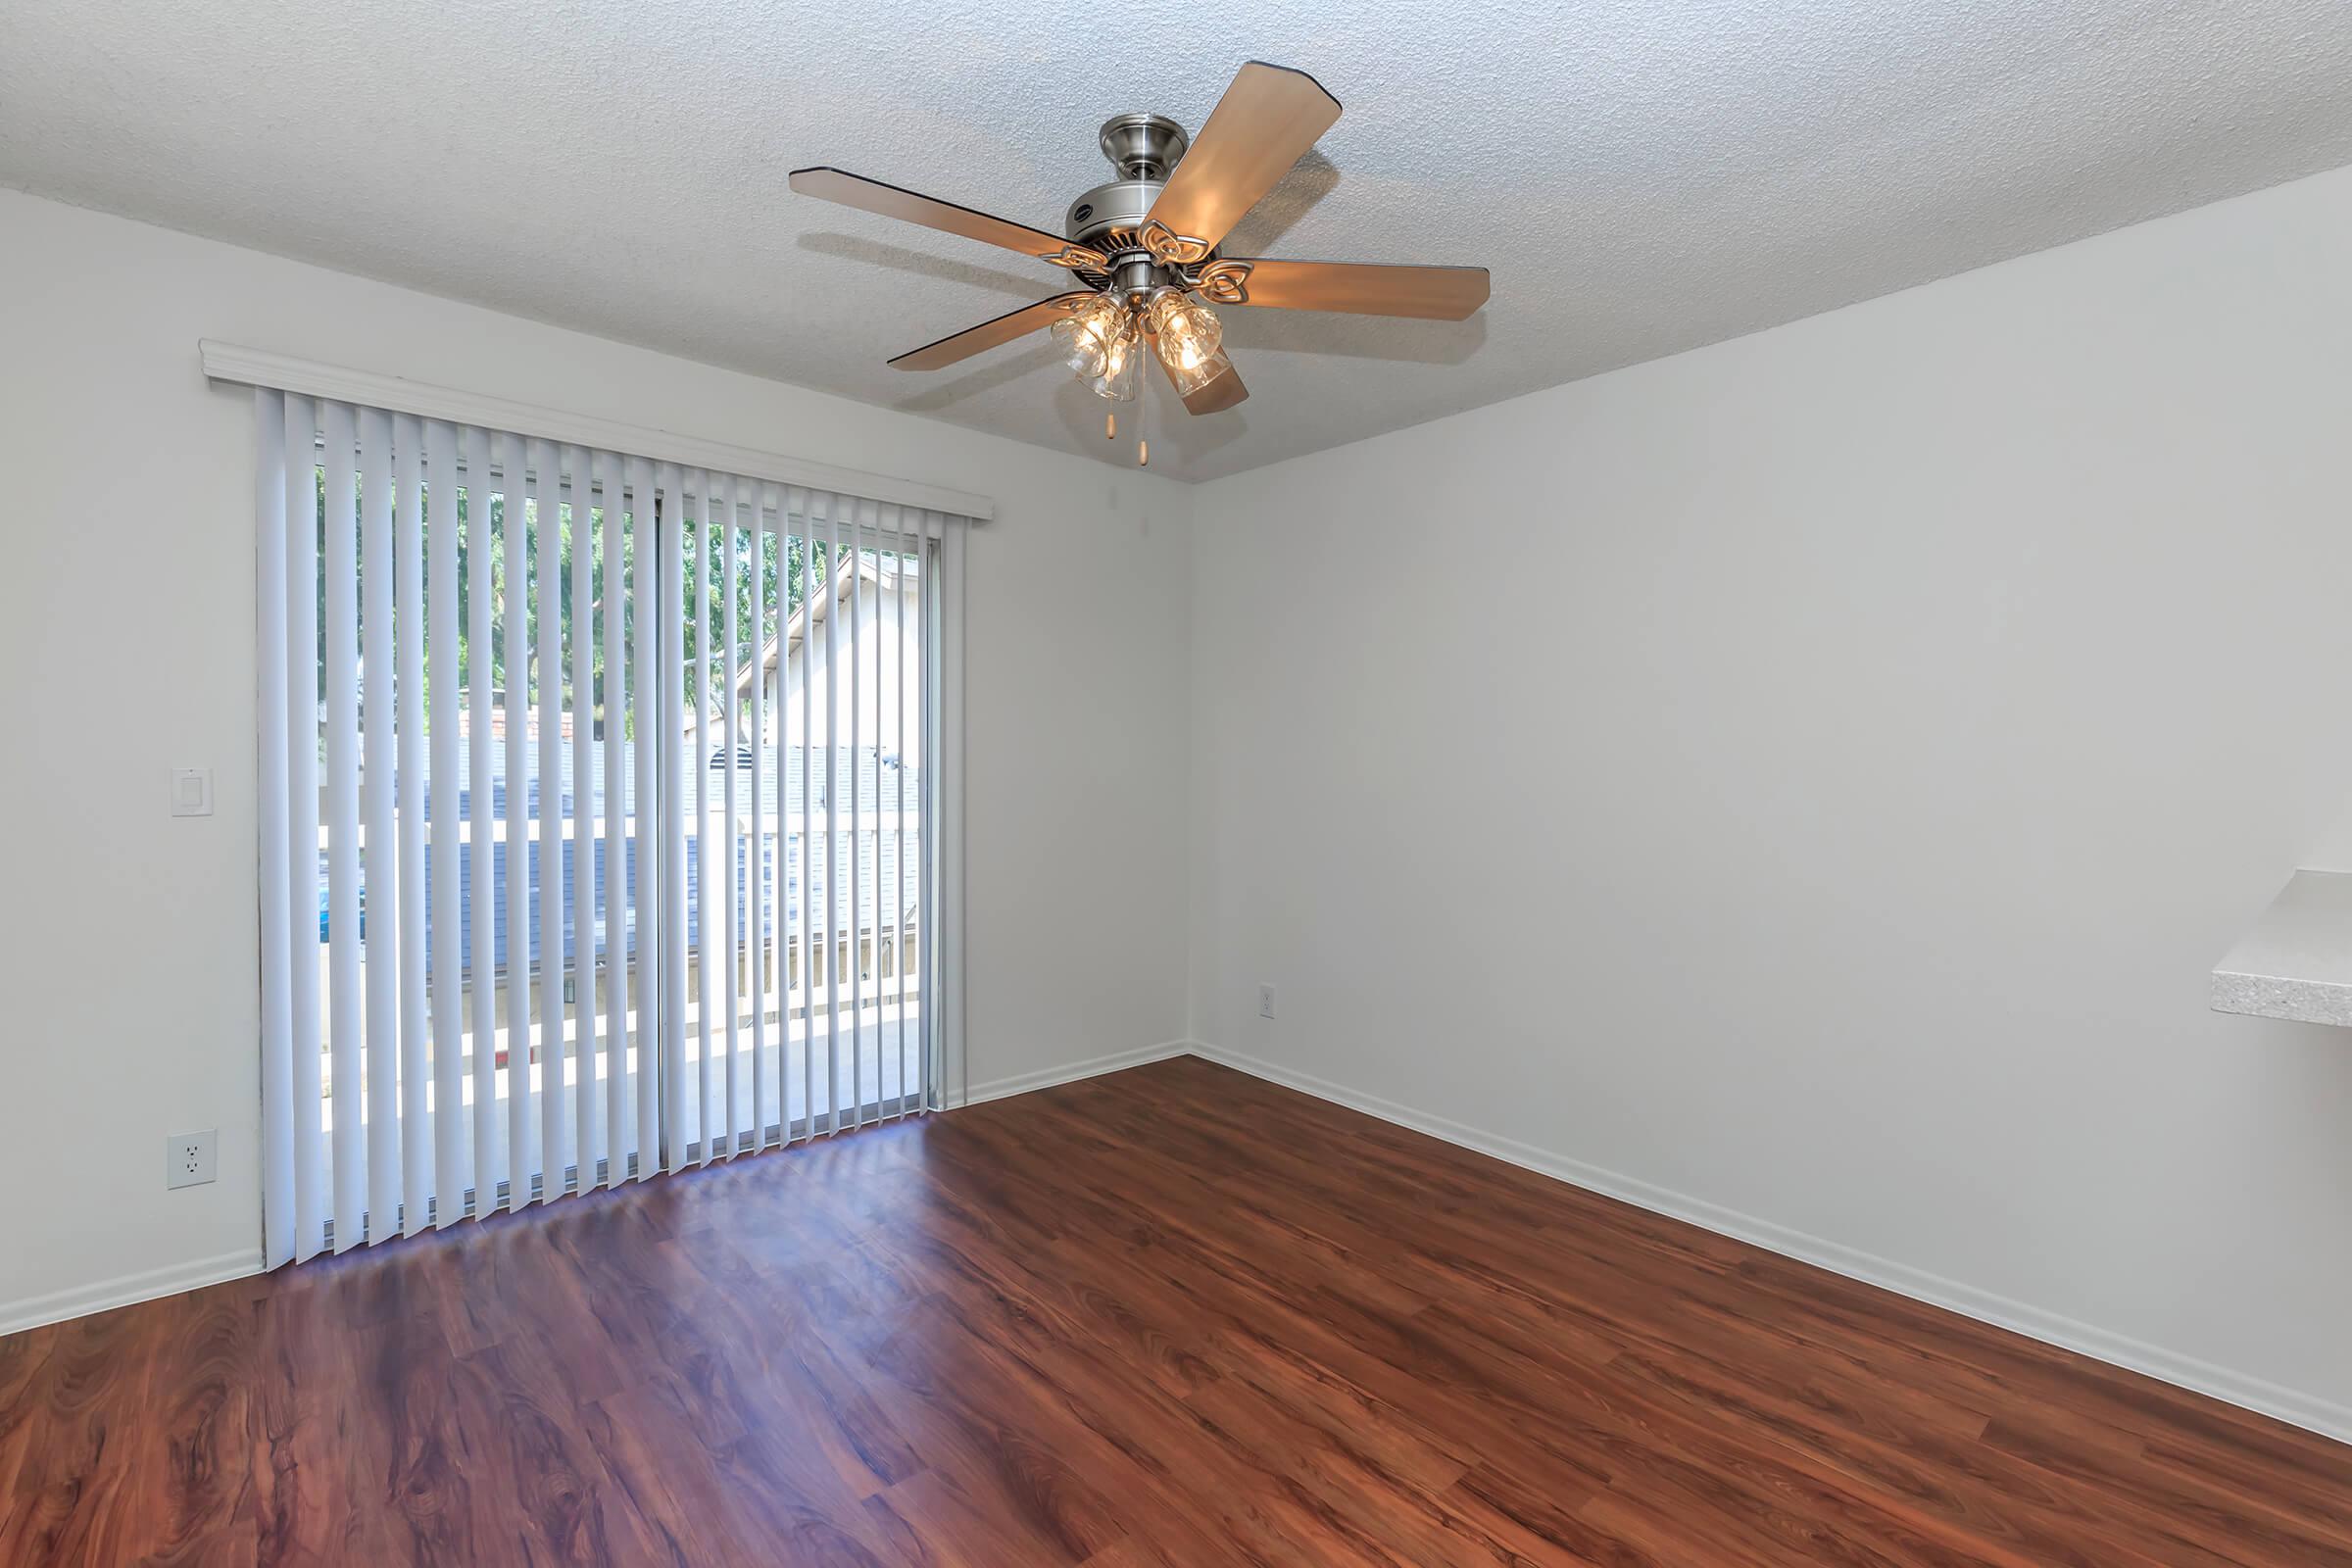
[166,1129,218,1189]
[170,766,214,817]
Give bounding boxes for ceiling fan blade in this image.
[1145,63,1341,260]
[789,168,1100,267]
[1158,352,1249,415]
[1210,258,1489,320]
[888,293,1094,371]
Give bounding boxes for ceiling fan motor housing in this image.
[1098,113,1188,180]
[1068,114,1198,292]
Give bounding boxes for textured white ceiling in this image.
[6,2,2351,480]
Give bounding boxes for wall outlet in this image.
[1258,983,1278,1020]
[167,1130,218,1190]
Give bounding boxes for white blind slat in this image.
[779,488,799,1142]
[360,406,403,1239]
[394,413,431,1237]
[906,517,923,1116]
[856,514,874,1128]
[688,471,713,1171]
[425,420,466,1225]
[530,438,564,1199]
[503,430,536,1206]
[286,396,326,1258]
[766,493,782,1142]
[661,468,690,1167]
[256,390,294,1269]
[463,426,499,1210]
[323,401,365,1250]
[628,456,661,1179]
[607,451,635,1175]
[598,452,631,1184]
[566,447,599,1189]
[755,478,769,1151]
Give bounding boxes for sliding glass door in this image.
[676,489,932,1159]
[254,393,950,1264]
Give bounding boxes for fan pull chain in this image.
[1106,411,1116,440]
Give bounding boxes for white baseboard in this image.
[0,1249,263,1340]
[947,1040,1194,1110]
[1190,1042,2352,1446]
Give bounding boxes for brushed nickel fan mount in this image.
[790,63,1489,456]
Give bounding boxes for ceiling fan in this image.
[789,61,1489,463]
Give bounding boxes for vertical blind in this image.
[253,389,952,1266]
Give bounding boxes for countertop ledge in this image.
[2213,870,2352,1027]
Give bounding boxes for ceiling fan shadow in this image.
[799,231,1049,299]
[1218,149,1341,255]
[1216,307,1486,367]
[888,340,1060,414]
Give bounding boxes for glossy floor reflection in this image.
[4,1055,2349,1565]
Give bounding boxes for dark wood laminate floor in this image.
[6,1056,2351,1566]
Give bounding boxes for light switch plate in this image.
[171,766,214,817]
[167,1130,218,1189]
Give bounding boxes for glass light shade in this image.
[1147,287,1230,397]
[1085,321,1143,402]
[1160,341,1233,398]
[1051,293,1125,379]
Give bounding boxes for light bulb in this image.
[1146,287,1231,397]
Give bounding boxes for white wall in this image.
[1188,163,2352,1430]
[0,188,1194,1325]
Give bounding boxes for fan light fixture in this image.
[790,62,1491,466]
[1054,287,1229,405]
